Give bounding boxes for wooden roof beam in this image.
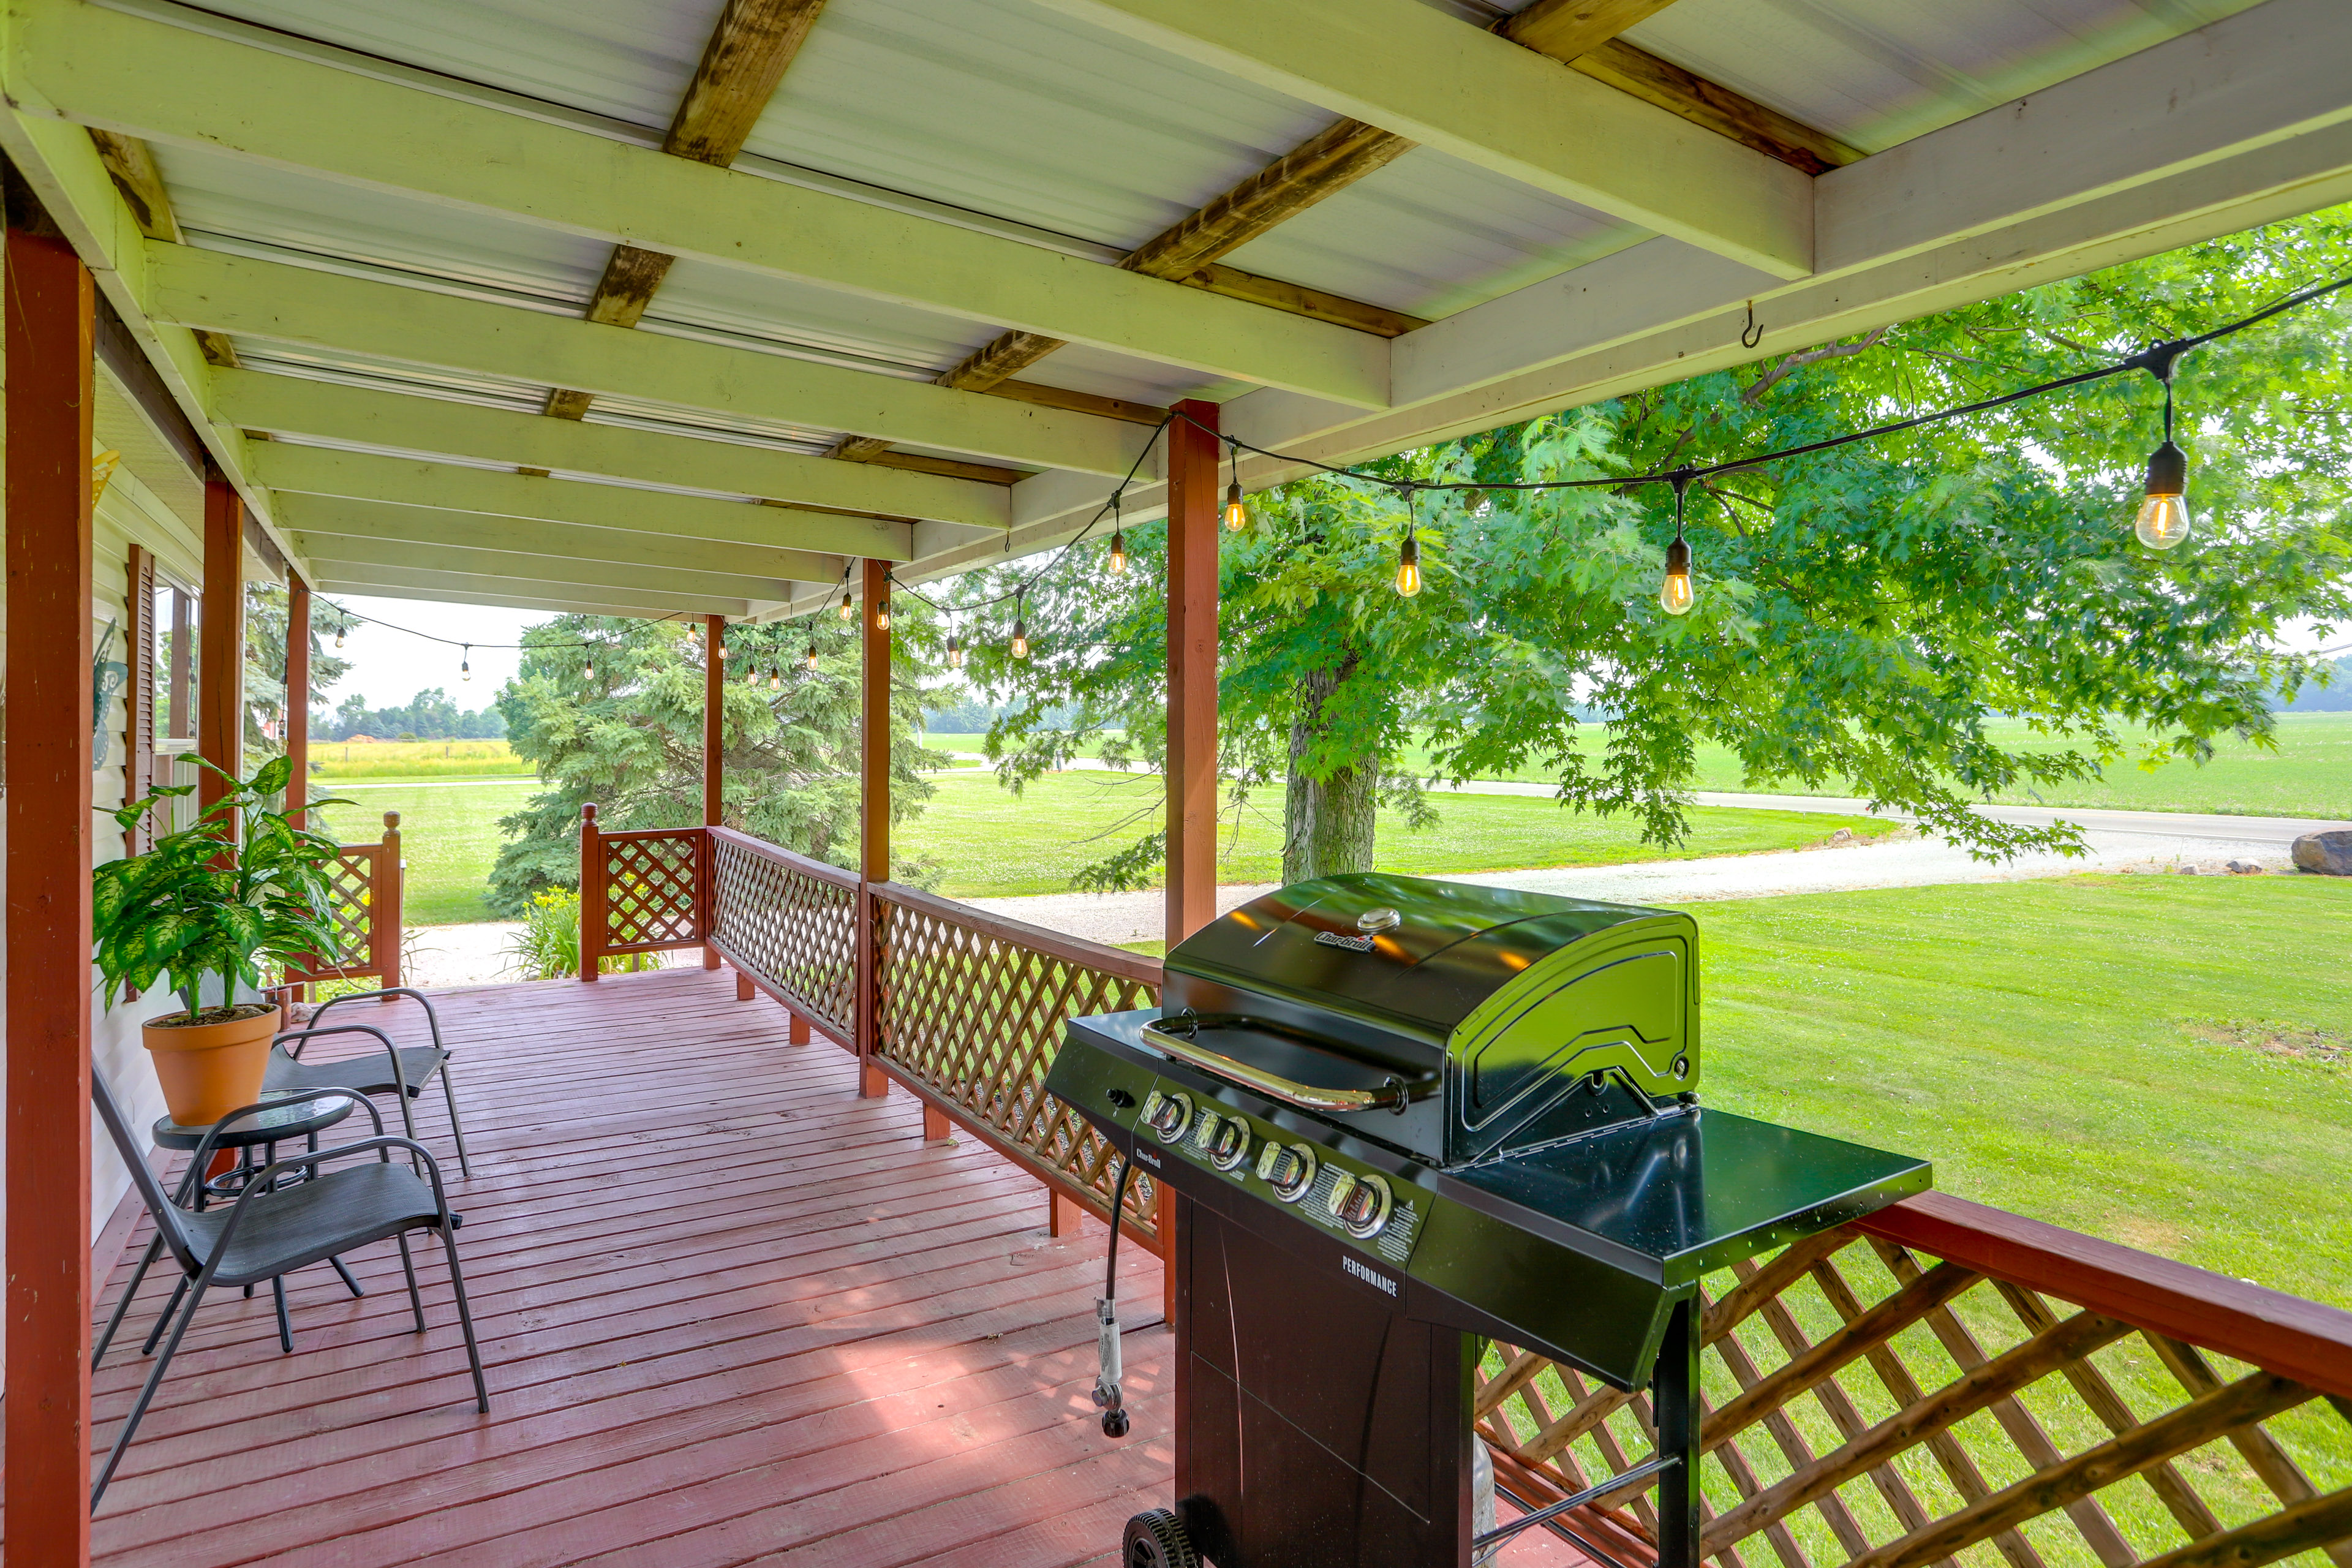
[251,443,909,563]
[281,492,851,581]
[1023,0,1814,276]
[210,369,1009,527]
[145,244,1154,477]
[546,0,830,426]
[10,0,1387,403]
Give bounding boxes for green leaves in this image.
[92,756,358,1014]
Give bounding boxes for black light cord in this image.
[326,604,693,651]
[780,262,2352,629]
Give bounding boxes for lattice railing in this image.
[283,811,402,990]
[1476,1191,2352,1568]
[707,826,859,1045]
[579,805,708,972]
[870,883,1165,1247]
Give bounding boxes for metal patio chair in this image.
[88,1067,489,1512]
[268,986,474,1176]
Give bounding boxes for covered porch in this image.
[6,0,2352,1561]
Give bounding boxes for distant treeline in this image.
[2280,656,2352,712]
[320,687,508,741]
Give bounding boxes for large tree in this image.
[486,609,945,916]
[949,208,2352,888]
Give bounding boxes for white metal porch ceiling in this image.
[1,0,2334,620]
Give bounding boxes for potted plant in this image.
[94,756,353,1126]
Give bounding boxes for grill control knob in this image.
[1143,1091,1193,1145]
[1330,1172,1393,1240]
[1253,1141,1317,1202]
[1206,1116,1252,1171]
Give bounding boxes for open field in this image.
[899,770,1893,898]
[311,737,530,778]
[312,778,536,925]
[1701,874,2352,1308]
[927,710,2352,819]
[343,769,1891,926]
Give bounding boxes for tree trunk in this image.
[1283,662,1377,883]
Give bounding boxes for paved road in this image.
[946,766,2342,948]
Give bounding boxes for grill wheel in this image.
[1122,1508,1199,1568]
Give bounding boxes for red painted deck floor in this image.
[88,967,1580,1567]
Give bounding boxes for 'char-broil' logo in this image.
[1314,930,1376,953]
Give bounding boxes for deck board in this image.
[86,967,1582,1568]
[88,969,1174,1568]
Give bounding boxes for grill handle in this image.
[1140,1019,1409,1114]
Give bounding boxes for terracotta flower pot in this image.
[143,1004,281,1128]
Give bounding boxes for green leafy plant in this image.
[93,756,356,1021]
[501,887,660,980]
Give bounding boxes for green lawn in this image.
[928,710,2352,818]
[312,778,537,925]
[1697,874,2352,1309]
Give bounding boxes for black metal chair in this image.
[268,987,473,1177]
[89,1068,489,1512]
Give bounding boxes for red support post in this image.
[789,1012,812,1046]
[856,559,891,1098]
[1165,399,1220,947]
[5,219,97,1567]
[1161,399,1221,1332]
[703,614,725,970]
[579,802,605,982]
[198,463,244,820]
[375,812,404,990]
[285,574,310,827]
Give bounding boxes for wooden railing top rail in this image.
[872,880,1168,989]
[1863,1190,2352,1401]
[707,824,861,891]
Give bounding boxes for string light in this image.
[333,627,344,649]
[460,644,472,681]
[874,600,891,632]
[1107,491,1128,575]
[1393,490,1422,598]
[805,633,820,671]
[2134,341,2193,550]
[767,660,782,691]
[946,622,965,669]
[815,267,2352,665]
[1660,473,1695,616]
[839,595,856,624]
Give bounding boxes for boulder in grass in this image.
[2291,831,2352,875]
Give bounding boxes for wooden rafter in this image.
[832,4,1706,465]
[84,128,240,368]
[547,0,829,425]
[1564,41,1863,176]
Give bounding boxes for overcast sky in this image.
[317,595,553,712]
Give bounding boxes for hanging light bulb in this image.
[767,662,781,692]
[946,627,965,669]
[1107,491,1128,575]
[1223,440,1250,531]
[1659,475,1695,616]
[2128,341,2193,551]
[805,633,820,671]
[839,595,856,623]
[333,626,344,650]
[1011,589,1030,659]
[1393,489,1422,598]
[874,601,891,632]
[461,643,472,681]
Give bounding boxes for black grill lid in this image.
[1165,872,1683,1048]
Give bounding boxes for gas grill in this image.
[1046,872,1929,1568]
